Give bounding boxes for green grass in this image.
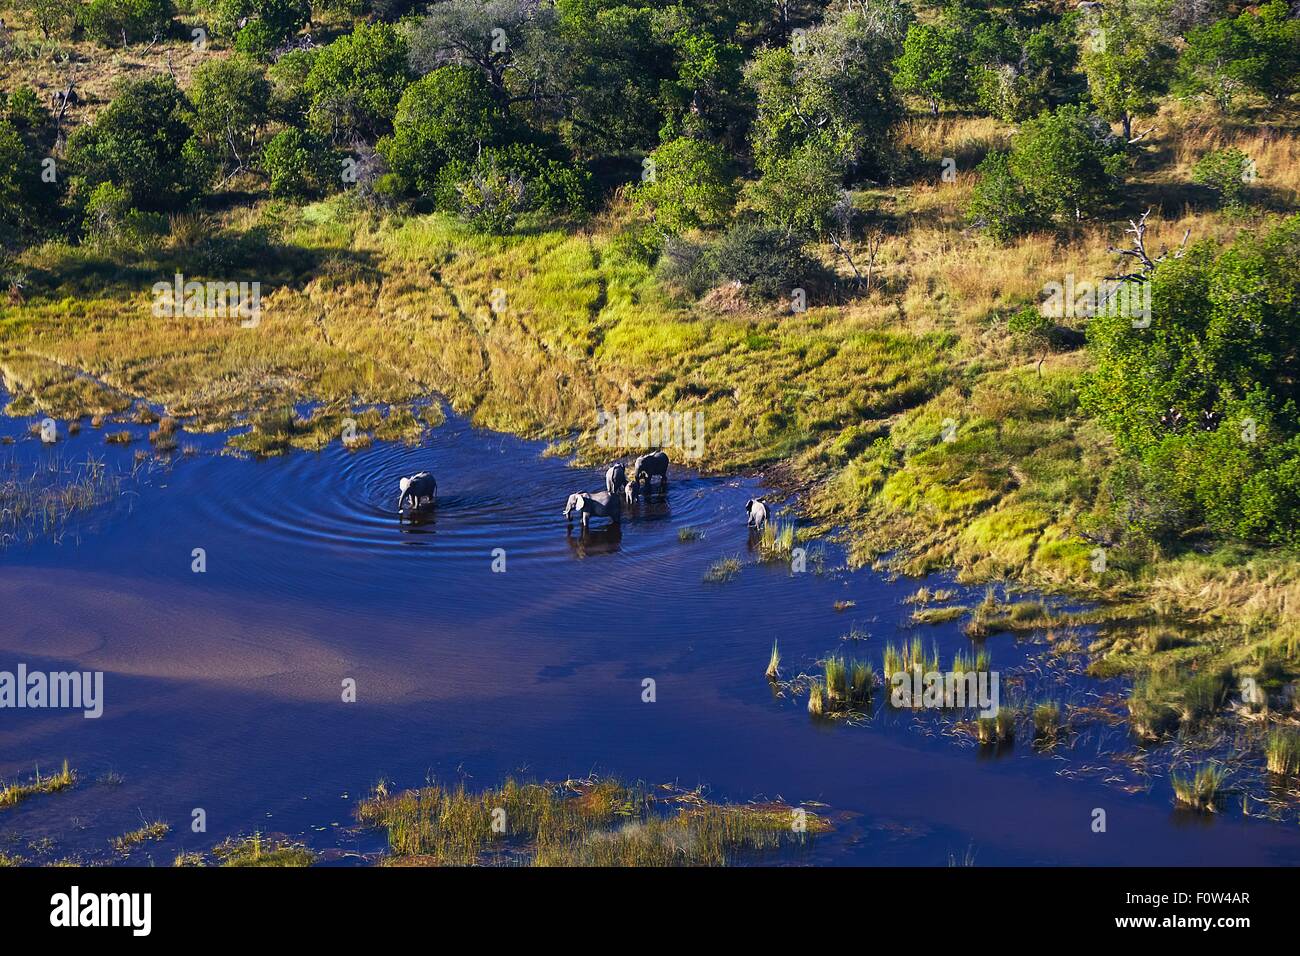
[912,605,966,625]
[758,520,796,564]
[678,526,704,542]
[977,707,1016,745]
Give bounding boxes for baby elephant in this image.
[746,498,771,529]
[633,450,669,492]
[623,479,640,506]
[564,490,621,529]
[397,472,437,511]
[605,462,627,496]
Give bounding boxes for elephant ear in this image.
[745,499,754,513]
[573,495,585,511]
[400,477,411,493]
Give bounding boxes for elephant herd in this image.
[397,448,772,532]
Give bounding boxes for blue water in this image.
[2,403,1298,865]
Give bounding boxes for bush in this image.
[214,0,310,56]
[79,0,175,45]
[633,136,736,235]
[655,237,714,297]
[1192,147,1253,209]
[432,144,590,233]
[708,222,826,303]
[967,151,1041,242]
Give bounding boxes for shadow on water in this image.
[1,400,1299,865]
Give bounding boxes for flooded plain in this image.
[2,401,1299,866]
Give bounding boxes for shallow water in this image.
[2,405,1299,866]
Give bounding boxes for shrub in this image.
[633,136,736,235]
[1191,147,1253,208]
[708,222,826,302]
[967,151,1041,242]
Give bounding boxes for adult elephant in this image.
[397,472,437,512]
[563,490,621,529]
[632,450,669,493]
[605,462,627,496]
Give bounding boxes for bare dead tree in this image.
[1107,208,1190,283]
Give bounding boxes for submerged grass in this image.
[356,775,825,866]
[704,555,741,583]
[214,832,316,867]
[111,820,170,852]
[0,760,75,809]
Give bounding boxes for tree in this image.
[263,128,333,199]
[189,57,271,174]
[892,22,967,115]
[66,75,210,213]
[0,119,58,250]
[378,66,505,197]
[214,0,311,58]
[746,8,901,183]
[634,136,736,234]
[305,21,412,141]
[13,0,79,39]
[1080,216,1300,545]
[79,0,175,46]
[1078,0,1175,141]
[1176,1,1300,111]
[745,134,839,238]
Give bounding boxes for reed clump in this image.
[0,760,75,809]
[977,707,1016,745]
[704,555,741,583]
[1172,764,1226,812]
[765,639,780,681]
[758,520,795,563]
[1265,729,1300,776]
[111,820,170,852]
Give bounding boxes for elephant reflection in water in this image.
[566,521,623,558]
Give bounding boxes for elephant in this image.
[632,450,669,493]
[397,472,437,512]
[623,479,640,505]
[564,490,621,529]
[605,462,627,496]
[746,498,771,529]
